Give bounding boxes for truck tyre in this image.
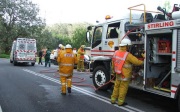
[92,66,112,91]
[10,59,13,63]
[13,60,17,66]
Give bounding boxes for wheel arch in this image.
[91,56,112,73]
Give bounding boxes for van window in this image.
[19,43,25,50]
[27,42,36,51]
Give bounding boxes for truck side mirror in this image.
[87,26,92,30]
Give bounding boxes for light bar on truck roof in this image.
[105,15,112,20]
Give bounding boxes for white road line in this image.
[23,69,145,112]
[0,105,3,112]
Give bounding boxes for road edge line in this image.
[0,105,3,112]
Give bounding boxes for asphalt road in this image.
[0,58,178,112]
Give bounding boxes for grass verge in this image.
[0,53,10,59]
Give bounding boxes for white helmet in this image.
[119,38,132,46]
[65,44,72,49]
[59,44,63,48]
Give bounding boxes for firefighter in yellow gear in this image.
[77,45,85,72]
[57,44,77,95]
[57,44,65,71]
[57,44,65,59]
[111,38,144,106]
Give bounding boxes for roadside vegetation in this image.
[0,53,10,59]
[0,0,170,57]
[0,0,91,56]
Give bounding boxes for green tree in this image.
[0,0,45,53]
[72,26,87,49]
[163,0,171,12]
[37,22,92,52]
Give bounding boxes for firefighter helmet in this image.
[119,38,132,46]
[61,45,65,50]
[59,44,63,48]
[65,44,72,49]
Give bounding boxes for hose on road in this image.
[39,68,114,91]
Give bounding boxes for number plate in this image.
[27,52,35,58]
[18,52,25,57]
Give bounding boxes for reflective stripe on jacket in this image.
[112,51,128,74]
[116,76,131,81]
[59,73,72,77]
[60,63,74,66]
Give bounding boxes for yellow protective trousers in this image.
[77,60,84,71]
[111,76,130,105]
[60,75,72,93]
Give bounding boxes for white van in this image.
[10,38,37,66]
[50,49,58,65]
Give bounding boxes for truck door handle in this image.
[99,47,102,50]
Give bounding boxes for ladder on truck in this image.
[124,4,162,39]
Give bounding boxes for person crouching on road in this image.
[111,38,144,106]
[45,48,51,67]
[77,45,85,72]
[57,44,77,95]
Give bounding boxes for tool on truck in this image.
[10,38,37,66]
[86,3,180,110]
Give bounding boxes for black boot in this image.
[67,87,71,93]
[118,102,128,106]
[61,93,66,95]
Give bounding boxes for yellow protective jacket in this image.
[112,46,143,79]
[57,49,64,63]
[77,48,85,61]
[57,49,77,76]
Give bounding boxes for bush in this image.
[0,53,10,59]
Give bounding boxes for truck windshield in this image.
[92,26,103,48]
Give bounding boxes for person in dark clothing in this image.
[38,50,43,65]
[45,48,51,67]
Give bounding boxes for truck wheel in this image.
[10,60,13,63]
[92,66,112,91]
[13,60,17,66]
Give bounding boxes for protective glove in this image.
[111,71,116,76]
[141,53,145,58]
